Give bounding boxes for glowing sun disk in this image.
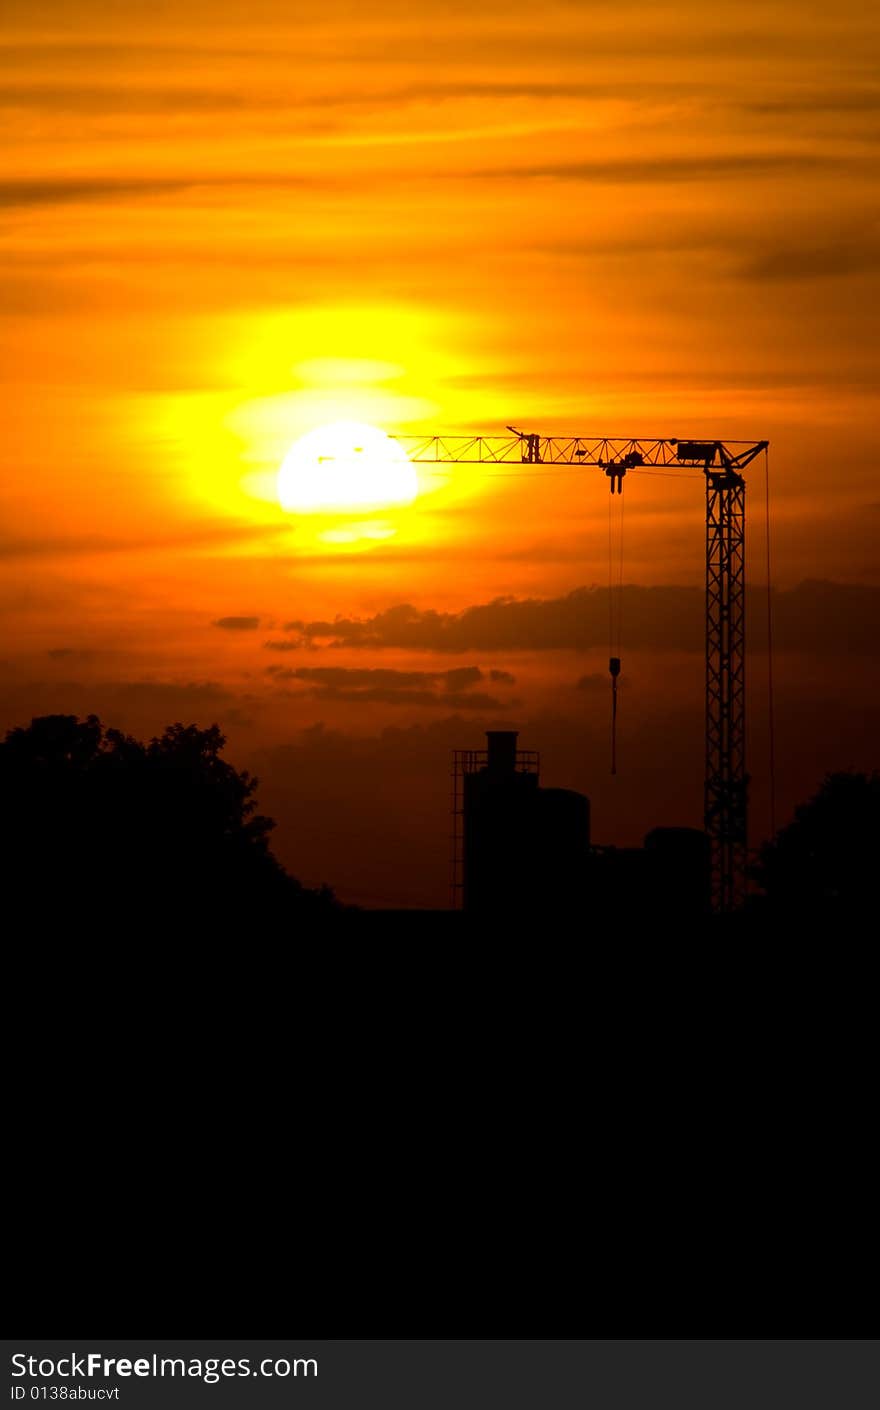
[277,420,417,513]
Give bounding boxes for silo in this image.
[462,731,539,914]
[534,787,591,915]
[460,732,591,917]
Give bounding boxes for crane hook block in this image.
[609,657,621,677]
[604,465,625,493]
[602,450,641,492]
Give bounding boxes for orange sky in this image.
[2,1,878,904]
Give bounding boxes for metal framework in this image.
[705,462,748,913]
[397,432,710,467]
[397,431,768,913]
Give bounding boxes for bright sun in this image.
[277,420,418,513]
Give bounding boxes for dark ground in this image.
[7,923,875,1337]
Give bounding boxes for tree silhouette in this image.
[751,770,880,918]
[0,714,338,931]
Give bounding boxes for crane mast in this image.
[393,430,768,914]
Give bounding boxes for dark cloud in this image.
[0,677,252,745]
[0,178,205,209]
[745,91,880,115]
[47,647,96,661]
[299,687,506,709]
[284,582,879,657]
[0,85,252,114]
[100,679,239,712]
[0,77,619,116]
[270,664,509,708]
[286,589,702,652]
[294,667,445,689]
[576,673,607,692]
[740,242,880,282]
[0,519,277,561]
[0,10,832,73]
[0,173,328,210]
[474,152,845,185]
[533,220,880,284]
[0,38,265,57]
[213,616,260,631]
[0,153,848,217]
[489,669,516,684]
[443,666,484,691]
[770,581,880,655]
[264,639,306,652]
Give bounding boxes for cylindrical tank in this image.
[643,826,711,916]
[534,787,591,913]
[537,788,591,851]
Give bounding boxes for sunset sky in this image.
[2,1,878,905]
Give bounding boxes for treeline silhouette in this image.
[0,714,339,932]
[750,768,880,921]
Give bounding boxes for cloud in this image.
[285,589,703,652]
[0,178,204,209]
[283,582,880,656]
[1,85,252,115]
[443,666,484,690]
[474,152,846,186]
[0,173,330,210]
[0,676,253,743]
[47,647,96,661]
[533,219,880,283]
[739,241,880,282]
[0,519,278,561]
[576,673,607,692]
[0,150,850,218]
[138,680,239,711]
[269,664,511,708]
[0,76,612,116]
[490,668,516,684]
[299,687,506,709]
[293,667,445,689]
[744,91,880,115]
[213,616,260,631]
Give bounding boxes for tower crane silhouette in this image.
[392,427,769,914]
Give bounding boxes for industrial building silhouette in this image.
[453,731,710,918]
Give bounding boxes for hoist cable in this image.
[617,480,625,660]
[764,445,777,839]
[608,491,614,659]
[607,479,625,775]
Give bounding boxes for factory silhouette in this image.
[453,730,710,921]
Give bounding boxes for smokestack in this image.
[486,730,518,776]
